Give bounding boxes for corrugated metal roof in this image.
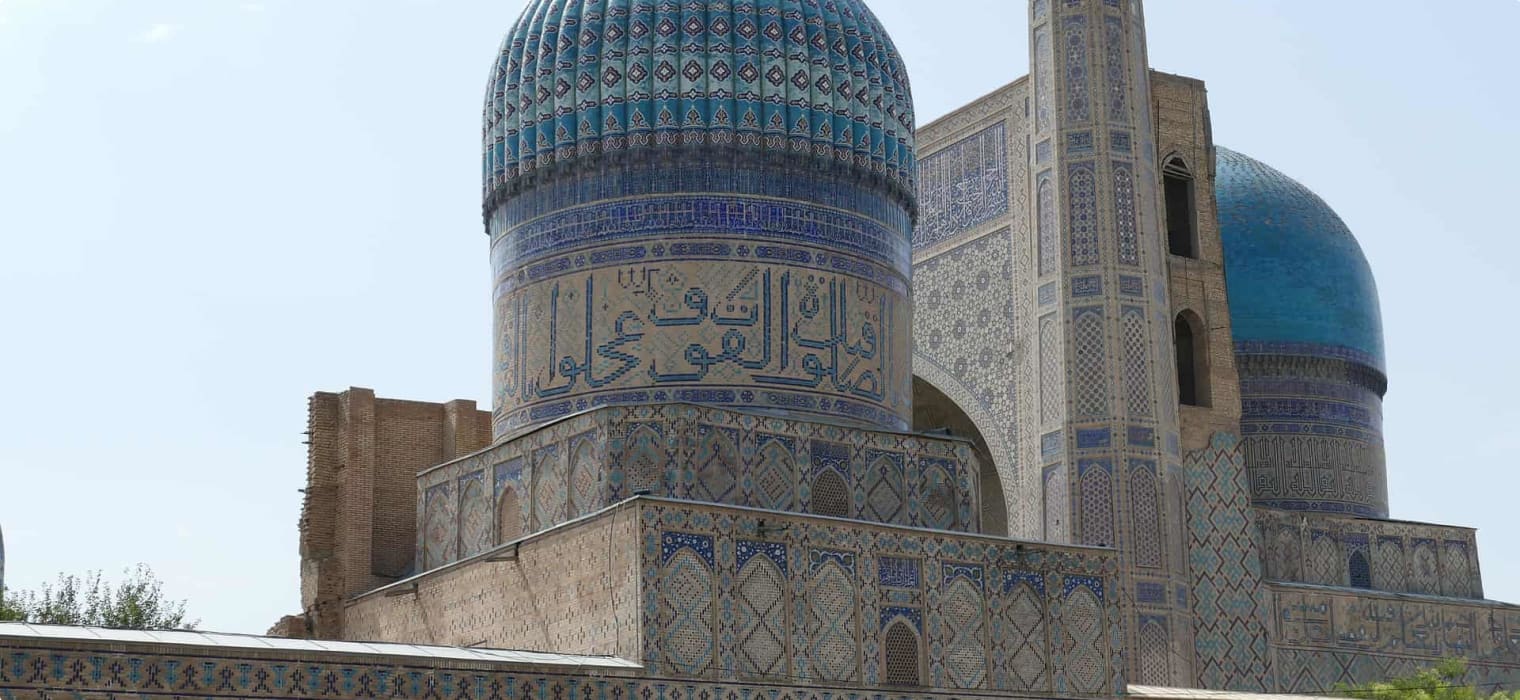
[0,623,641,669]
[1129,684,1339,700]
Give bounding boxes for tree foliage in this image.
[1335,658,1520,700]
[0,565,196,630]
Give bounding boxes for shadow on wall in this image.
[912,376,1007,536]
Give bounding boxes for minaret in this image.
[1022,0,1193,685]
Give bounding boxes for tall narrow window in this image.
[1164,158,1196,258]
[1174,312,1209,407]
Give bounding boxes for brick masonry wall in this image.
[1151,71,1242,455]
[344,506,640,659]
[294,388,491,638]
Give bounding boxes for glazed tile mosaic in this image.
[417,402,979,572]
[16,1,1515,699]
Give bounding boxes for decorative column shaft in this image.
[1022,0,1193,686]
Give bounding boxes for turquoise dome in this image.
[482,0,917,210]
[1215,147,1385,370]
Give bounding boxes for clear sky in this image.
[1,0,1516,634]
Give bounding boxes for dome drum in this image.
[483,0,918,440]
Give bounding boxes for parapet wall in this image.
[1268,582,1520,692]
[1255,509,1482,598]
[415,403,981,573]
[0,623,1111,700]
[346,503,640,658]
[346,498,1123,697]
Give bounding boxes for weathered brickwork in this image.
[346,506,640,658]
[299,389,491,638]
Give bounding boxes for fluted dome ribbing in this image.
[481,0,916,212]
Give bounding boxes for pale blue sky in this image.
[1,0,1516,634]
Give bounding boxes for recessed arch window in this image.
[882,619,922,687]
[1349,550,1372,589]
[1174,311,1211,407]
[811,469,849,518]
[1164,157,1197,258]
[497,489,522,545]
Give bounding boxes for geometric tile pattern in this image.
[1114,162,1139,266]
[1035,27,1053,133]
[883,620,923,686]
[916,123,1009,249]
[912,227,1018,506]
[569,432,600,519]
[1137,615,1170,685]
[638,500,1121,690]
[1072,307,1107,417]
[1068,163,1099,267]
[1121,305,1152,417]
[458,474,492,558]
[421,483,456,571]
[1184,432,1272,691]
[807,556,859,682]
[1270,584,1520,692]
[999,577,1051,692]
[1041,314,1062,424]
[735,551,788,680]
[1063,584,1106,694]
[416,403,979,573]
[532,445,565,531]
[0,640,1189,700]
[941,574,988,688]
[1255,508,1483,600]
[1129,464,1163,568]
[482,0,917,205]
[1063,16,1091,123]
[662,546,716,676]
[1079,464,1115,548]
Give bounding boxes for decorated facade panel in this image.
[1270,584,1520,693]
[639,499,1125,696]
[417,404,981,573]
[1255,509,1482,599]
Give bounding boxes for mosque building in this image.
[4,1,1519,698]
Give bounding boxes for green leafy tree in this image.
[1335,658,1520,700]
[0,565,197,630]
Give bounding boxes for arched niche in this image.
[911,375,1007,536]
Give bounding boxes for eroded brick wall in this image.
[1151,71,1242,454]
[344,506,640,659]
[295,388,491,639]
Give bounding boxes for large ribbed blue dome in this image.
[1215,147,1385,370]
[481,0,916,211]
